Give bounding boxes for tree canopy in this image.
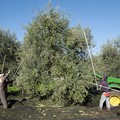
[101,37,120,78]
[0,29,21,79]
[17,7,94,104]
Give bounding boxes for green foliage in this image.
[17,6,94,104]
[37,81,55,98]
[7,86,20,93]
[91,55,105,75]
[101,38,120,78]
[0,29,21,80]
[52,65,93,105]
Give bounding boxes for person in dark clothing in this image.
[99,75,110,111]
[0,70,10,108]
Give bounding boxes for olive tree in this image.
[0,29,20,80]
[101,37,120,78]
[17,7,94,104]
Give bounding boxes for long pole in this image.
[11,64,21,80]
[1,55,6,73]
[92,83,120,93]
[83,30,98,90]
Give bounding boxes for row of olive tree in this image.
[0,29,21,80]
[1,5,119,105]
[100,37,120,78]
[92,37,120,78]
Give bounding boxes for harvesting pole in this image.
[83,29,98,90]
[1,55,6,73]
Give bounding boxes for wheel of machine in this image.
[109,91,120,107]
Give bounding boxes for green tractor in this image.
[95,74,120,107]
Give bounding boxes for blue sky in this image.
[0,0,120,53]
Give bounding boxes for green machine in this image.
[95,74,120,107]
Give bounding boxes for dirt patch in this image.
[0,96,119,120]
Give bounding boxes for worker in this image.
[99,75,110,111]
[0,70,10,108]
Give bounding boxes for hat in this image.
[0,74,4,77]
